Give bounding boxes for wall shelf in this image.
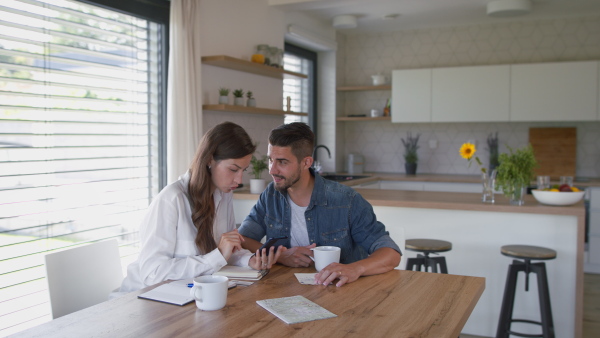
[203,104,307,117]
[337,85,391,91]
[201,55,307,80]
[336,116,391,122]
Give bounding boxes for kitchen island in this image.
[233,186,585,337]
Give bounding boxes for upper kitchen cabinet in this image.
[392,69,432,123]
[510,61,598,122]
[432,65,510,122]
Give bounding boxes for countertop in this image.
[234,172,589,217]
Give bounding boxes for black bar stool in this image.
[405,238,451,274]
[496,244,556,338]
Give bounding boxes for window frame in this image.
[284,42,318,138]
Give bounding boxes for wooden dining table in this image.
[17,265,485,337]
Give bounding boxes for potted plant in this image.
[218,87,229,105]
[233,89,244,106]
[401,132,420,175]
[495,144,537,205]
[249,152,268,194]
[487,132,499,173]
[246,91,256,107]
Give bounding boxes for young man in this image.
[238,122,401,287]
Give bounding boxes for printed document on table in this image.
[256,295,337,324]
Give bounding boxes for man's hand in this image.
[314,262,362,287]
[277,243,316,267]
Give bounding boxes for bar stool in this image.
[496,245,556,338]
[405,238,451,274]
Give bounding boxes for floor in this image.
[460,273,600,338]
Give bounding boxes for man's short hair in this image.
[269,122,314,162]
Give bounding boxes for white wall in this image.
[198,0,287,184]
[337,16,600,177]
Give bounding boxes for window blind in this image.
[0,0,165,334]
[282,52,311,125]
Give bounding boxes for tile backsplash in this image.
[337,15,600,178]
[344,121,600,177]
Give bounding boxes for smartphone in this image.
[258,236,288,256]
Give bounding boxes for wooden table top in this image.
[17,266,485,338]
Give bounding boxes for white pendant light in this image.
[487,0,532,17]
[332,15,357,29]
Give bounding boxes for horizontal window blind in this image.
[282,52,310,125]
[0,0,164,334]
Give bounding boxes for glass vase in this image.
[482,172,495,203]
[509,183,526,206]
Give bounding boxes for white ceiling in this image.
[269,0,600,34]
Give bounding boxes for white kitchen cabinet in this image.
[391,69,431,123]
[587,188,600,269]
[510,61,598,121]
[431,65,510,122]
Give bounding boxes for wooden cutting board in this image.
[528,127,577,180]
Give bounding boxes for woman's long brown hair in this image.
[188,122,256,254]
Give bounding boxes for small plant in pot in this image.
[401,132,420,175]
[249,152,268,194]
[218,87,229,105]
[495,144,537,206]
[233,89,245,106]
[246,91,256,107]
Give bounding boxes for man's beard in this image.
[273,166,302,192]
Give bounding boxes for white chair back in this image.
[44,239,123,318]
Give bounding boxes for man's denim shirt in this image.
[239,169,401,264]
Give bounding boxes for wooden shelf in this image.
[336,116,391,122]
[203,104,307,117]
[337,85,391,91]
[201,55,308,80]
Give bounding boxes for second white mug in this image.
[189,275,229,311]
[310,246,341,271]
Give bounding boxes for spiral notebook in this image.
[137,279,194,306]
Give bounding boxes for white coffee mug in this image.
[310,246,341,272]
[189,275,229,311]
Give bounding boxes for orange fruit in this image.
[571,187,580,192]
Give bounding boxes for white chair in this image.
[44,239,123,318]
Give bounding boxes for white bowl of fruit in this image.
[531,184,585,206]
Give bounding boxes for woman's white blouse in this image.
[118,171,251,293]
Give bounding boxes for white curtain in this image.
[167,0,203,183]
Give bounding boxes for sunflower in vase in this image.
[459,142,487,174]
[460,142,496,203]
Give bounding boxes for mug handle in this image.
[309,248,315,262]
[190,285,203,303]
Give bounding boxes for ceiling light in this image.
[332,15,357,29]
[487,0,532,17]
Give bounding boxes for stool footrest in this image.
[507,319,544,338]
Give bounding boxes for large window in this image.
[283,43,316,130]
[0,0,168,334]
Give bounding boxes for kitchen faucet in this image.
[312,145,331,170]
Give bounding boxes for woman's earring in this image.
[208,165,211,170]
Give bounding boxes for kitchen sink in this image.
[320,174,370,182]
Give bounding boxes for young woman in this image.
[117,122,283,294]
